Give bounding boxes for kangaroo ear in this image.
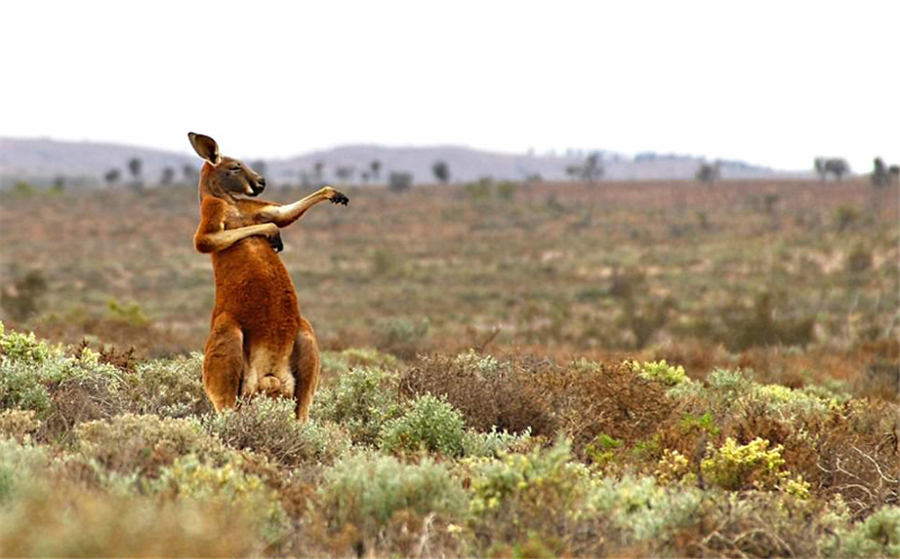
[188,132,222,165]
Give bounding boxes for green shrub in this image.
[701,437,808,496]
[0,360,52,416]
[584,475,703,542]
[122,353,212,418]
[378,394,466,456]
[0,324,53,363]
[75,413,224,476]
[749,382,839,419]
[313,367,400,445]
[461,426,533,458]
[205,397,349,466]
[0,438,48,504]
[0,327,126,433]
[631,359,688,386]
[154,454,290,545]
[706,367,753,398]
[468,437,589,521]
[584,432,623,466]
[680,411,720,435]
[317,452,467,542]
[823,506,900,558]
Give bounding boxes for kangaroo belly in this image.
[209,238,301,400]
[211,239,302,334]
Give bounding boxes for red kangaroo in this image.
[188,132,348,421]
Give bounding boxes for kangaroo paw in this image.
[330,191,350,206]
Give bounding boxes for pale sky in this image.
[2,0,897,171]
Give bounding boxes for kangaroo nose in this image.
[257,177,266,187]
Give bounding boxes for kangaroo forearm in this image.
[264,190,329,228]
[195,224,272,253]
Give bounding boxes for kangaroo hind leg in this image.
[291,320,320,422]
[203,314,245,412]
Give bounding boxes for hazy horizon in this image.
[3,1,898,172]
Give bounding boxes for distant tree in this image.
[370,160,381,182]
[890,165,900,185]
[566,151,604,183]
[335,166,354,183]
[160,166,175,186]
[432,160,450,184]
[313,160,325,182]
[127,157,142,179]
[127,157,143,191]
[361,171,371,184]
[583,152,603,183]
[52,175,66,192]
[871,157,889,188]
[814,157,827,181]
[695,161,720,184]
[815,157,850,181]
[824,158,850,181]
[388,171,413,192]
[104,168,121,186]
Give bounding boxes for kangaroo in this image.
[188,132,348,421]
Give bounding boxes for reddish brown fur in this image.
[188,133,348,421]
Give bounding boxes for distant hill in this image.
[0,137,801,188]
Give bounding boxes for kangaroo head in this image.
[188,132,266,199]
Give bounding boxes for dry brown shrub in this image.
[533,361,676,452]
[675,493,826,558]
[716,396,899,519]
[400,353,558,435]
[652,337,728,378]
[41,375,127,443]
[70,339,139,372]
[811,400,899,518]
[74,414,224,477]
[402,354,679,454]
